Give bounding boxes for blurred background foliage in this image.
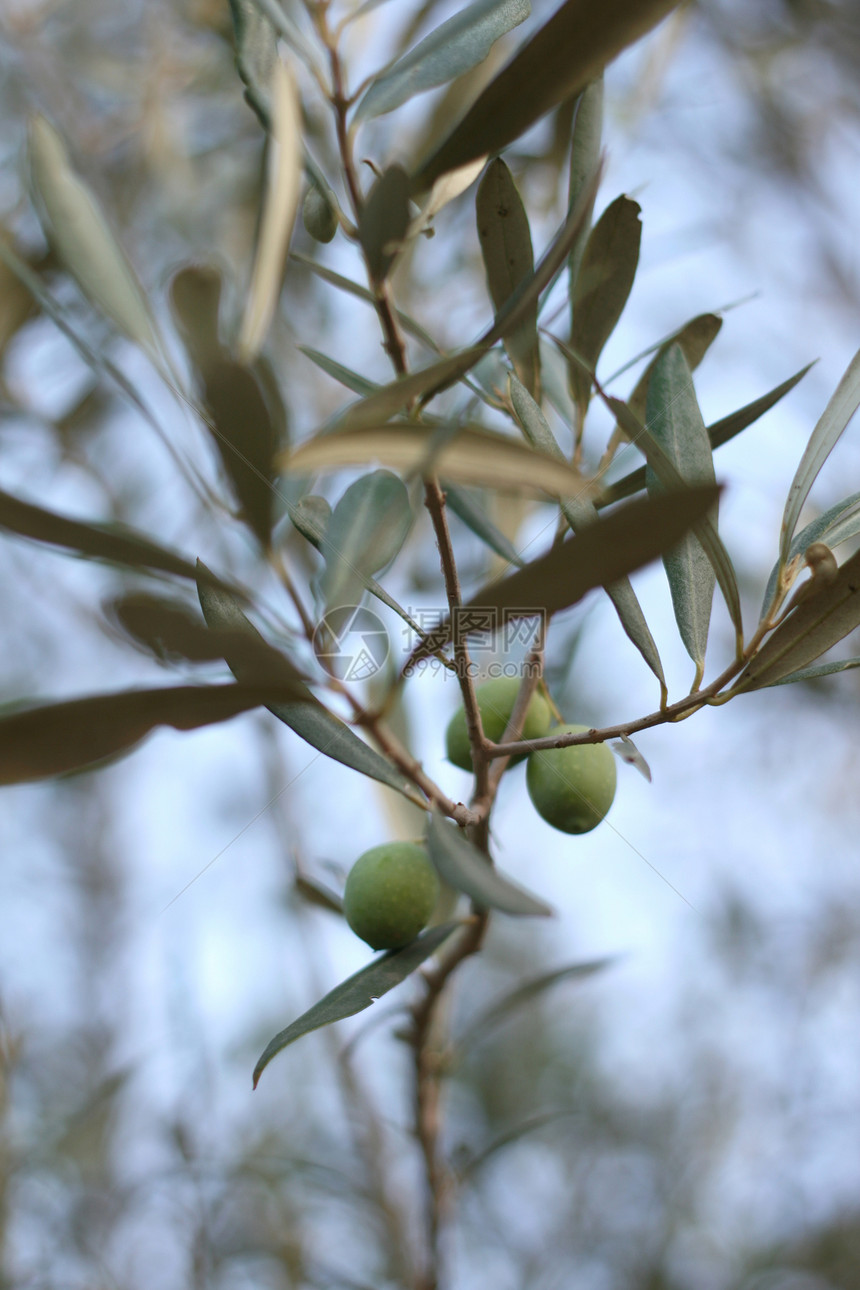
[0,1,859,1287]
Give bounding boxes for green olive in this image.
[302,185,338,244]
[343,842,440,951]
[526,723,616,834]
[445,677,552,772]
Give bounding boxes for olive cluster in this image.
[342,678,617,952]
[445,677,616,835]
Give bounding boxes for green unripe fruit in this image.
[343,842,440,951]
[445,677,552,771]
[302,185,338,244]
[526,723,617,834]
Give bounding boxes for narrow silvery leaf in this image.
[508,371,564,459]
[444,484,525,567]
[238,57,302,361]
[201,357,281,547]
[284,495,415,628]
[112,593,310,682]
[290,253,440,350]
[766,656,860,688]
[426,813,552,917]
[814,495,860,550]
[358,166,411,284]
[244,0,322,76]
[605,392,742,642]
[564,493,667,690]
[0,684,297,786]
[567,76,603,296]
[0,485,214,585]
[229,0,277,126]
[411,0,679,193]
[476,159,540,395]
[780,345,860,565]
[627,313,722,425]
[569,195,641,412]
[321,349,484,439]
[321,470,413,612]
[644,344,717,676]
[412,158,488,230]
[509,373,665,688]
[483,163,600,355]
[287,494,331,549]
[28,116,164,369]
[761,489,860,620]
[355,0,530,122]
[736,548,860,691]
[169,265,223,369]
[408,485,719,662]
[708,363,814,455]
[602,362,814,508]
[252,922,461,1085]
[298,346,380,398]
[282,423,591,499]
[197,567,420,801]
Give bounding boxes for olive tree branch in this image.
[487,612,779,759]
[409,911,489,1290]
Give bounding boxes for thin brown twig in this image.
[483,612,778,768]
[409,912,489,1290]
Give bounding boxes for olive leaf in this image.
[0,683,299,786]
[237,56,302,361]
[320,470,413,613]
[284,494,425,635]
[0,485,233,587]
[355,0,530,123]
[567,76,603,296]
[196,567,420,801]
[601,391,742,642]
[331,348,488,433]
[644,344,717,679]
[241,0,322,79]
[228,0,278,126]
[411,0,679,193]
[169,265,223,370]
[28,115,167,373]
[779,344,860,565]
[761,489,860,619]
[253,922,462,1086]
[601,362,814,507]
[311,165,598,438]
[282,422,591,498]
[508,373,666,691]
[199,357,282,548]
[736,548,860,691]
[765,656,860,688]
[409,484,719,662]
[444,484,525,567]
[298,346,380,398]
[569,195,641,413]
[476,159,540,395]
[358,166,412,285]
[111,593,309,681]
[287,494,332,549]
[290,253,440,351]
[426,813,552,917]
[627,313,723,425]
